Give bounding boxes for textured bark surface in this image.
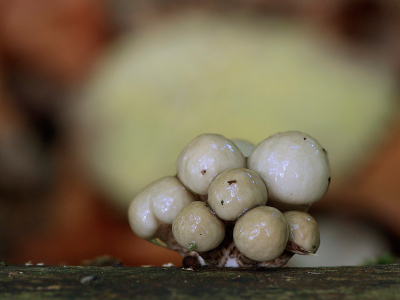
[1,264,399,299]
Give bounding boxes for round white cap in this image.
[248,131,330,205]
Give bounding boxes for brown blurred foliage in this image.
[0,0,111,84]
[0,0,400,266]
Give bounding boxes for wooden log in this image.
[1,264,399,299]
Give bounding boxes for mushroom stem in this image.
[236,251,294,267]
[156,223,294,267]
[191,226,293,267]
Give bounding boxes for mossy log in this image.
[1,264,399,299]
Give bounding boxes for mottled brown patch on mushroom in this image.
[201,169,206,175]
[235,250,294,267]
[227,180,237,185]
[258,251,294,267]
[286,240,310,255]
[303,137,306,140]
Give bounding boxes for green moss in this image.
[362,253,398,265]
[188,242,196,251]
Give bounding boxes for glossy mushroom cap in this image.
[233,206,289,262]
[128,176,197,239]
[177,134,245,195]
[283,211,320,253]
[172,201,225,252]
[248,131,330,205]
[208,168,268,221]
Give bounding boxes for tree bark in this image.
[1,265,399,299]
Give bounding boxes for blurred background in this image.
[1,0,400,267]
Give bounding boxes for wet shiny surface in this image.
[177,134,245,195]
[208,168,268,221]
[248,131,330,205]
[128,176,197,239]
[128,194,159,240]
[233,206,289,262]
[283,211,320,253]
[172,201,225,252]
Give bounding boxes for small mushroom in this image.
[247,131,330,206]
[177,134,245,195]
[207,168,268,221]
[283,211,320,254]
[128,176,197,240]
[233,206,289,262]
[172,201,226,252]
[127,131,329,267]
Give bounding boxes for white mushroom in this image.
[126,131,329,267]
[207,168,268,221]
[128,176,197,240]
[283,211,320,254]
[233,206,289,262]
[177,134,245,195]
[172,201,225,252]
[247,131,330,206]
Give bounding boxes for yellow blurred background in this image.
[1,0,400,267]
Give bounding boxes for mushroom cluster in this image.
[128,132,330,267]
